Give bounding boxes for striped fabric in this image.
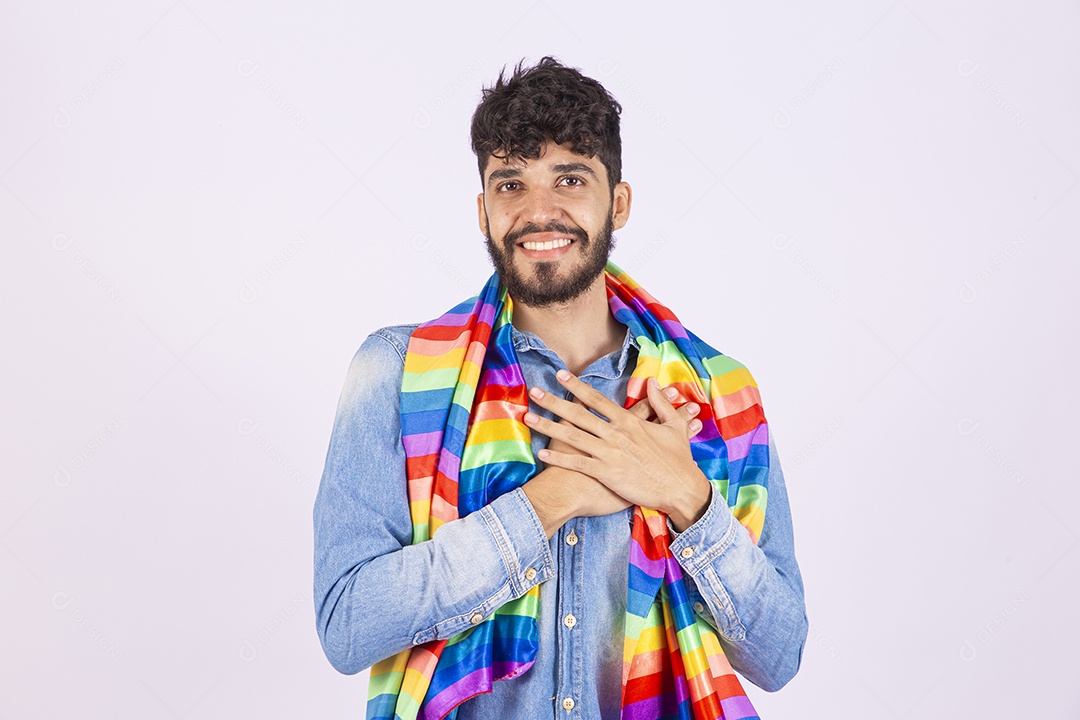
[367,261,769,720]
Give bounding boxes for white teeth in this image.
[522,238,572,251]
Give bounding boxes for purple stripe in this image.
[476,297,498,328]
[724,430,754,462]
[620,696,666,720]
[402,430,443,456]
[659,318,690,340]
[719,693,757,719]
[692,422,721,443]
[608,294,631,315]
[481,363,522,388]
[673,670,690,706]
[492,658,535,680]
[628,540,665,579]
[662,554,687,584]
[421,311,475,328]
[627,294,652,320]
[723,422,769,461]
[422,667,492,720]
[436,446,461,481]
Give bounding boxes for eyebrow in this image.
[486,162,599,187]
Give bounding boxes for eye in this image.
[496,181,522,192]
[559,176,585,187]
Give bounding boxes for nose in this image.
[522,184,562,225]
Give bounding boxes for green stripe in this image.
[708,478,730,503]
[701,353,747,378]
[460,439,533,471]
[734,483,768,512]
[367,670,404,699]
[402,367,461,392]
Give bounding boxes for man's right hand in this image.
[522,388,703,538]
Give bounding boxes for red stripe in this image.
[716,403,765,440]
[413,322,483,343]
[623,668,674,705]
[406,453,438,479]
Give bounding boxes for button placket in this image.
[555,514,584,716]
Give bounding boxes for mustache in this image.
[504,222,588,248]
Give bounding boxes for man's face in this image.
[477,141,631,308]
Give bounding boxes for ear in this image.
[611,181,632,231]
[477,193,489,236]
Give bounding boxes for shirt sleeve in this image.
[312,329,555,675]
[666,431,808,692]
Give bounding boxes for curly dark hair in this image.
[470,56,623,193]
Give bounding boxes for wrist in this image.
[522,469,575,538]
[667,470,712,533]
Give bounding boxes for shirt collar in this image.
[509,323,640,380]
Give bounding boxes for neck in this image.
[510,272,627,376]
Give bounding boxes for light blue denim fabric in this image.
[313,321,808,719]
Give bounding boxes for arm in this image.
[667,433,808,692]
[312,330,554,675]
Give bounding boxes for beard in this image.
[484,213,616,308]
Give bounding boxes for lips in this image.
[515,232,577,259]
[519,236,574,251]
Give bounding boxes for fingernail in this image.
[689,420,701,434]
[556,369,571,381]
[524,411,538,423]
[664,387,678,399]
[686,402,699,414]
[529,387,544,399]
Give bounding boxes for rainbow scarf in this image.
[367,261,769,720]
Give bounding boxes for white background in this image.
[3,1,1078,717]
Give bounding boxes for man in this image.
[313,57,807,719]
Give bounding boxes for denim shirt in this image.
[313,321,808,719]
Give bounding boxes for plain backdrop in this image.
[2,1,1078,718]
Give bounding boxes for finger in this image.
[626,395,657,422]
[529,384,613,438]
[554,370,628,425]
[524,409,604,456]
[687,418,703,438]
[674,401,701,426]
[547,417,593,455]
[646,377,682,425]
[537,445,598,477]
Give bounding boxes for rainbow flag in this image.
[367,261,769,719]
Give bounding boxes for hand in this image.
[523,371,712,532]
[521,387,704,537]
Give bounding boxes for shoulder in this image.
[361,323,424,364]
[339,323,422,402]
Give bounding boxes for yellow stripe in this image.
[403,346,466,374]
[733,504,765,541]
[711,366,757,396]
[465,418,528,447]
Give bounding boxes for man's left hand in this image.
[523,370,713,532]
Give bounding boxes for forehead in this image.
[482,141,605,184]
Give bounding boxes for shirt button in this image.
[563,613,577,629]
[565,530,578,546]
[470,612,484,625]
[680,546,695,559]
[562,697,575,711]
[693,601,705,614]
[524,567,537,581]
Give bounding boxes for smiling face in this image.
[477,141,632,308]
